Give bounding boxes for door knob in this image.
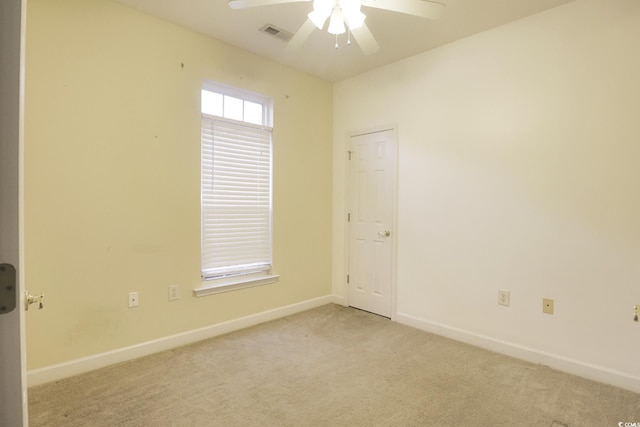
[378,230,391,238]
[25,291,44,311]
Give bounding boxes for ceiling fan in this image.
[228,0,446,55]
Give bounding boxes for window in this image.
[197,82,277,295]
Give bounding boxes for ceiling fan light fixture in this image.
[308,10,329,29]
[344,9,365,29]
[341,0,365,29]
[308,0,332,29]
[229,0,446,55]
[327,7,346,35]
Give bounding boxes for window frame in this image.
[195,81,279,297]
[201,81,273,127]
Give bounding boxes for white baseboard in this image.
[396,312,640,394]
[32,300,637,394]
[329,294,346,306]
[28,295,334,387]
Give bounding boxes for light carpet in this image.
[28,304,640,426]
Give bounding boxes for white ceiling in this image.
[113,0,575,82]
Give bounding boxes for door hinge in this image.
[347,274,350,284]
[348,150,352,160]
[347,213,351,222]
[0,264,17,314]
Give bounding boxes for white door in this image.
[347,129,397,318]
[0,0,28,425]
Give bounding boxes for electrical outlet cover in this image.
[498,290,510,307]
[128,291,139,308]
[168,285,179,301]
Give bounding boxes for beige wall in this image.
[24,0,333,369]
[334,0,640,387]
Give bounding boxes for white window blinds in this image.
[201,116,273,280]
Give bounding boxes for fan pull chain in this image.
[347,29,351,46]
[335,34,339,49]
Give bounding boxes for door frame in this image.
[0,0,28,424]
[343,125,399,320]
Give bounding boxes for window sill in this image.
[193,274,280,298]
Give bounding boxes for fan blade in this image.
[286,19,317,51]
[351,23,380,55]
[361,0,445,19]
[228,0,310,9]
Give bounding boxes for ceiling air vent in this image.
[259,24,293,42]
